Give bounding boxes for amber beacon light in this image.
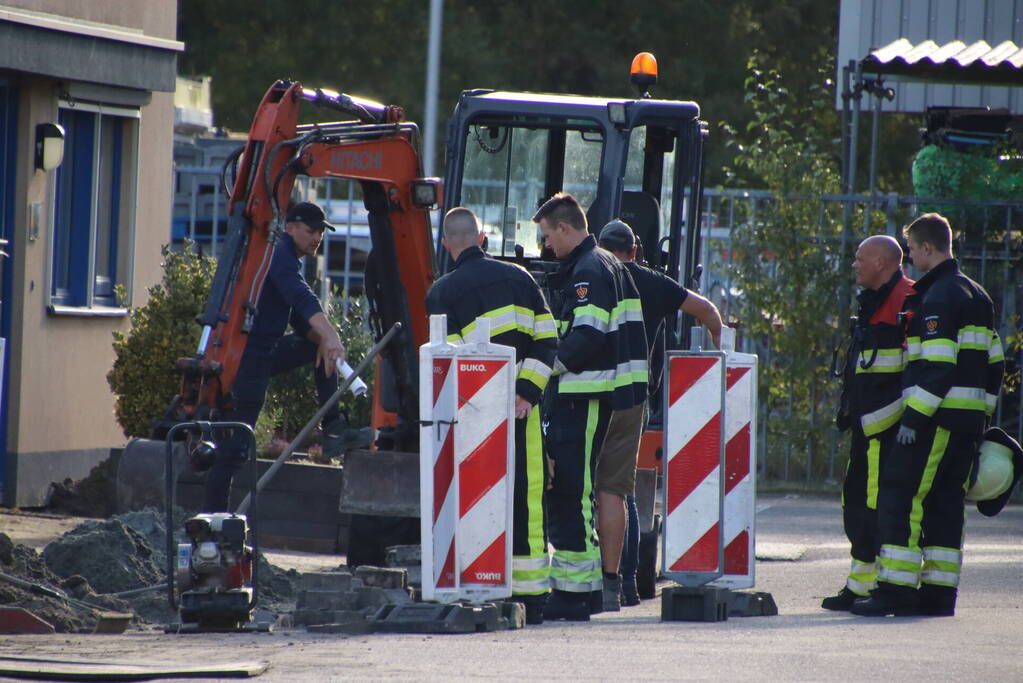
[630,52,658,97]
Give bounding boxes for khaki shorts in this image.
[595,403,645,496]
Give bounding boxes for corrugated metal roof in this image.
[862,38,1023,86]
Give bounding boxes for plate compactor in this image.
[164,421,266,633]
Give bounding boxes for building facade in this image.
[0,2,181,506]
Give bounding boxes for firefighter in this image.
[822,235,914,611]
[426,207,558,625]
[532,194,648,621]
[597,220,723,608]
[852,213,1004,617]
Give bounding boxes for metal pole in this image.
[848,60,862,196]
[868,84,882,198]
[423,0,444,177]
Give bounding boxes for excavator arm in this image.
[165,80,437,447]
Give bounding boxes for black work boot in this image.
[544,590,590,622]
[621,579,641,607]
[821,587,861,611]
[917,584,957,617]
[510,594,547,625]
[850,583,919,617]
[322,417,375,459]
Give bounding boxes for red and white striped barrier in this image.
[662,351,726,586]
[420,315,516,602]
[710,346,758,589]
[420,315,459,602]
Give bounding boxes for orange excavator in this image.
[169,80,439,447]
[116,81,440,628]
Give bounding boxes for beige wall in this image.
[2,1,178,505]
[0,1,178,40]
[6,84,174,457]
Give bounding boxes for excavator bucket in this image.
[339,449,420,517]
[116,438,188,513]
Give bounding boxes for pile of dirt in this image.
[0,532,126,633]
[2,509,299,631]
[47,456,116,518]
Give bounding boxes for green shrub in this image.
[107,243,216,439]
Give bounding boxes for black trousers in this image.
[543,392,612,593]
[203,333,339,512]
[843,424,895,562]
[876,422,978,589]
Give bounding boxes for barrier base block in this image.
[661,585,730,622]
[728,591,778,617]
[369,601,523,633]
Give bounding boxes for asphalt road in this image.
[1,494,1020,681]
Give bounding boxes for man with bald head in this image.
[823,234,915,611]
[426,207,558,624]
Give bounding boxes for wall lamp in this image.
[35,122,65,171]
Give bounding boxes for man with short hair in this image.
[533,194,648,621]
[426,207,558,625]
[852,213,1004,617]
[822,235,914,611]
[204,201,371,512]
[597,219,723,607]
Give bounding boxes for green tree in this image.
[723,56,851,480]
[176,0,840,187]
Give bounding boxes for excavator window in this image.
[622,124,678,270]
[459,123,604,259]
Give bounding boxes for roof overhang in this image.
[861,38,1023,87]
[0,7,183,93]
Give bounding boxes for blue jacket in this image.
[249,233,323,346]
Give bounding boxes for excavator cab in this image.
[441,89,707,327]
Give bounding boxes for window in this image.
[459,125,603,258]
[50,101,138,310]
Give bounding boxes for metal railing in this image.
[700,188,1023,483]
[171,169,1023,484]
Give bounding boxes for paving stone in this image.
[354,566,407,589]
[385,544,421,566]
[296,589,359,611]
[298,571,354,592]
[355,586,414,610]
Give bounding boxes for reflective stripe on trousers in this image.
[846,558,878,596]
[512,406,550,595]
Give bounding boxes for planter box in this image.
[176,459,350,554]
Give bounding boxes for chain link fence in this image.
[700,188,1023,484]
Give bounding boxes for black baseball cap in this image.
[598,219,636,251]
[286,201,335,232]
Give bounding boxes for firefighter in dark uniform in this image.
[532,193,648,621]
[853,213,1004,617]
[426,207,558,625]
[823,235,914,610]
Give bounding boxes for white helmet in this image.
[967,427,1022,517]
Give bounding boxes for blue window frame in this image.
[51,102,137,310]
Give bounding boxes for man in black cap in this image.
[203,200,372,512]
[597,219,723,607]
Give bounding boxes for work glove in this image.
[897,425,917,445]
